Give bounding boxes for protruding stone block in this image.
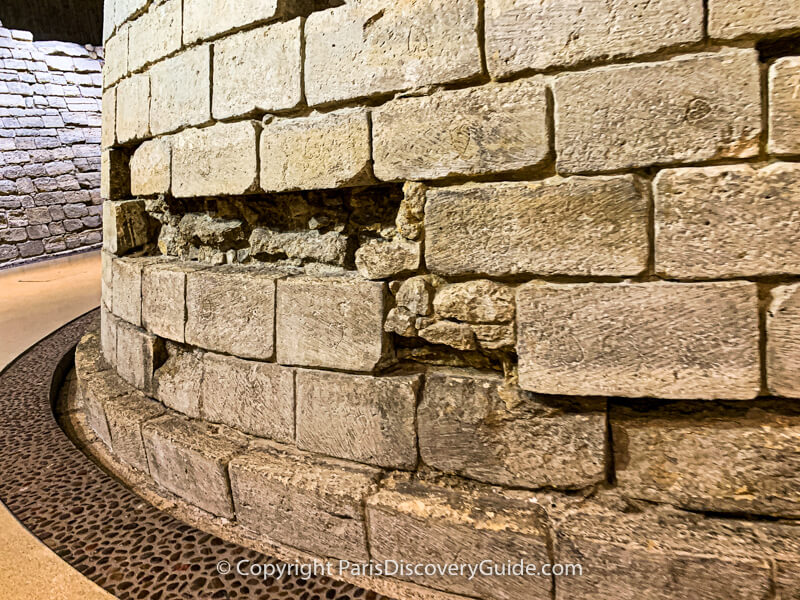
[185,266,281,360]
[276,276,391,372]
[655,163,800,277]
[767,283,800,398]
[142,261,202,342]
[149,46,211,135]
[154,350,204,418]
[173,121,259,197]
[709,0,800,39]
[104,393,165,472]
[115,319,163,393]
[130,138,170,196]
[102,200,149,255]
[420,373,607,489]
[433,281,515,324]
[115,72,149,144]
[769,57,800,156]
[304,0,482,106]
[127,0,182,72]
[202,353,294,442]
[554,49,761,173]
[296,369,419,469]
[372,79,549,181]
[260,109,371,192]
[143,414,248,518]
[517,282,760,399]
[230,441,381,560]
[425,176,648,277]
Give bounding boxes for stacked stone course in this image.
[0,22,104,266]
[84,1,800,599]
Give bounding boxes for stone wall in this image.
[0,22,103,266]
[92,1,800,599]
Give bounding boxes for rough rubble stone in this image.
[769,57,800,155]
[249,228,348,266]
[517,281,760,399]
[433,281,515,324]
[655,163,800,277]
[554,49,761,173]
[395,276,433,316]
[154,350,204,418]
[104,392,165,472]
[127,0,181,72]
[115,72,149,143]
[102,199,149,254]
[149,46,211,135]
[767,283,800,398]
[130,138,171,196]
[115,319,163,394]
[372,78,549,181]
[296,369,420,469]
[418,320,477,351]
[396,182,426,240]
[425,176,648,277]
[354,237,421,280]
[471,324,515,350]
[709,0,800,39]
[229,440,381,560]
[384,308,417,337]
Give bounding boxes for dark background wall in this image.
[0,0,104,45]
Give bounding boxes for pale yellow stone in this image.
[130,138,171,196]
[709,0,800,39]
[115,72,149,143]
[769,57,800,156]
[101,86,115,149]
[767,283,800,398]
[183,0,283,44]
[127,0,182,72]
[103,24,128,87]
[149,46,211,135]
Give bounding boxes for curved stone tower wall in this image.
[89,1,800,598]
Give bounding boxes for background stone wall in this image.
[94,1,800,599]
[0,22,103,267]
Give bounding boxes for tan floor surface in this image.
[0,250,112,600]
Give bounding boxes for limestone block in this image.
[229,441,381,560]
[425,176,648,277]
[212,19,302,120]
[154,350,204,418]
[419,373,606,489]
[276,276,391,372]
[418,320,477,351]
[296,370,420,469]
[183,0,295,44]
[115,319,163,393]
[115,0,148,27]
[101,86,115,149]
[433,281,515,324]
[395,276,433,316]
[111,256,144,325]
[304,0,482,106]
[103,0,115,42]
[260,109,371,193]
[173,121,259,197]
[100,306,117,366]
[127,0,181,72]
[104,393,165,472]
[82,370,135,447]
[149,46,211,135]
[769,57,800,155]
[373,79,549,181]
[517,282,760,399]
[485,0,703,77]
[130,138,170,196]
[115,72,149,143]
[655,163,800,277]
[142,414,248,518]
[709,0,800,39]
[249,228,348,266]
[554,49,761,173]
[142,261,204,342]
[75,330,109,377]
[102,199,148,255]
[767,283,800,398]
[354,237,421,280]
[185,266,281,360]
[612,401,800,518]
[202,353,294,442]
[367,477,552,600]
[103,25,128,87]
[101,149,130,200]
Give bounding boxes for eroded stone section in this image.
[767,283,800,398]
[372,79,549,181]
[655,163,800,277]
[425,177,648,277]
[104,393,165,472]
[554,49,761,173]
[485,0,703,77]
[202,353,294,442]
[143,414,248,518]
[130,139,171,196]
[149,46,211,135]
[154,349,204,418]
[230,440,381,561]
[517,282,760,399]
[115,319,163,394]
[102,199,149,255]
[769,57,800,156]
[709,0,800,39]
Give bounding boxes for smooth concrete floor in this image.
[0,250,112,600]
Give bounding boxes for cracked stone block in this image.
[82,368,137,448]
[767,283,800,398]
[769,57,800,156]
[104,392,165,472]
[100,306,117,366]
[142,261,205,343]
[115,319,163,394]
[154,350,204,418]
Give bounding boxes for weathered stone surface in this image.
[75,329,109,377]
[115,0,148,27]
[183,0,291,44]
[154,349,204,417]
[296,369,420,469]
[111,256,143,325]
[115,72,149,143]
[104,393,165,472]
[612,401,800,517]
[517,282,760,399]
[103,25,128,87]
[149,46,211,135]
[212,20,302,120]
[130,138,170,196]
[434,281,515,324]
[230,440,381,560]
[185,266,281,360]
[367,476,552,600]
[102,199,149,255]
[471,324,515,350]
[127,0,181,72]
[767,283,800,398]
[260,109,371,193]
[249,229,348,266]
[100,306,117,365]
[373,79,549,181]
[418,320,477,351]
[655,163,800,277]
[384,308,417,338]
[101,149,131,200]
[420,373,606,489]
[485,0,703,77]
[425,176,648,277]
[82,369,135,447]
[115,319,163,393]
[304,0,482,106]
[142,261,202,342]
[396,181,426,240]
[101,87,115,149]
[276,276,391,372]
[173,121,259,197]
[142,414,248,518]
[709,0,800,39]
[396,276,433,316]
[554,49,761,173]
[178,214,244,247]
[769,57,800,156]
[202,353,294,442]
[355,237,421,280]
